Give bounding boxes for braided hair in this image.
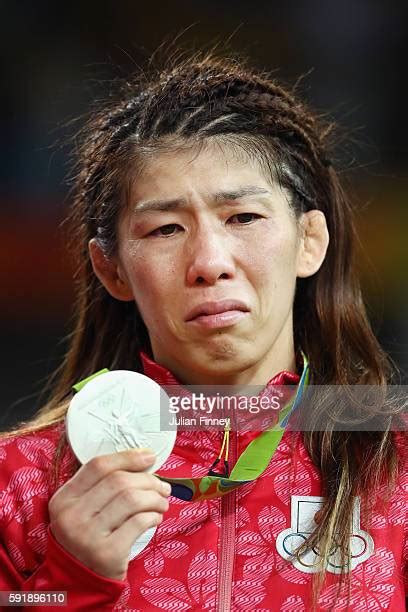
[82,59,332,259]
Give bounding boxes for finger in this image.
[50,449,156,514]
[108,511,164,557]
[94,489,169,534]
[76,471,172,520]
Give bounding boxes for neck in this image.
[148,338,297,387]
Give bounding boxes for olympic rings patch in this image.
[276,496,374,574]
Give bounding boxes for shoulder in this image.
[0,423,65,475]
[0,423,78,527]
[393,429,408,458]
[394,432,408,503]
[392,430,408,492]
[1,420,60,450]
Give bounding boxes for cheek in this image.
[121,247,177,319]
[247,224,299,289]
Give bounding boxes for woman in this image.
[0,50,406,611]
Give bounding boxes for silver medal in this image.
[66,370,176,558]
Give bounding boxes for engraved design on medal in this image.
[109,401,150,451]
[85,390,150,452]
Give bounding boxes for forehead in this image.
[128,140,283,203]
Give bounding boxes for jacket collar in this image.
[140,351,300,388]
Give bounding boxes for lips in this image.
[185,300,250,322]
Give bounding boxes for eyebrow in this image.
[132,186,272,214]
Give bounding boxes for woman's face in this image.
[94,143,327,384]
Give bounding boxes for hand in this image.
[48,448,171,580]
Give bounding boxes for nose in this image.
[185,224,236,286]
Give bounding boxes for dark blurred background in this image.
[1,1,407,430]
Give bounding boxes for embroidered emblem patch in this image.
[276,495,374,574]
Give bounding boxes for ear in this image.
[88,238,134,301]
[296,210,329,278]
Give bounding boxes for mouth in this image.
[185,300,250,329]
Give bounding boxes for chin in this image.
[197,339,256,371]
[202,335,239,358]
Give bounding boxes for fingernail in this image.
[133,447,155,454]
[161,481,172,496]
[141,453,156,465]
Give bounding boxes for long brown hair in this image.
[3,48,403,604]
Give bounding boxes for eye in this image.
[150,223,183,237]
[228,212,263,224]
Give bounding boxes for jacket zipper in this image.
[215,428,237,612]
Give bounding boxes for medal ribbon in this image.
[158,354,309,501]
[73,355,309,502]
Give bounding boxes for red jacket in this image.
[0,354,407,611]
